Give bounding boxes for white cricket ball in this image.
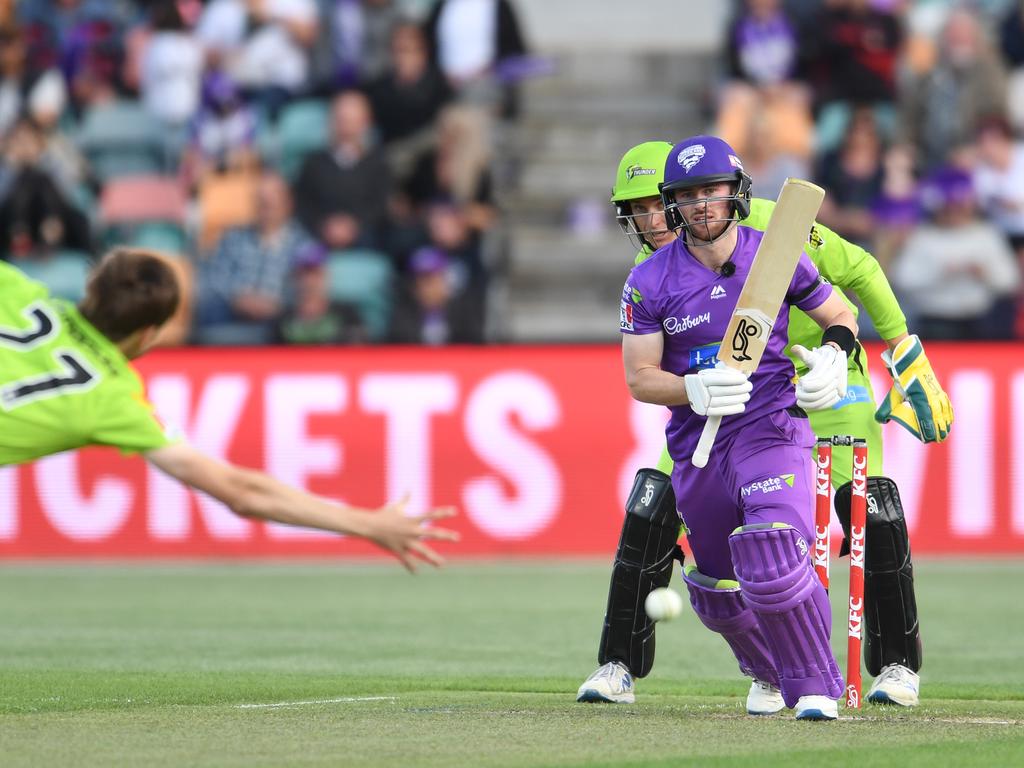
[644,587,684,622]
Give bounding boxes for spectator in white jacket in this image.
[141,0,204,126]
[890,166,1021,340]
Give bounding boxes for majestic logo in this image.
[677,144,706,173]
[626,164,657,181]
[620,301,634,331]
[663,312,710,335]
[728,154,743,170]
[710,285,727,300]
[741,474,795,497]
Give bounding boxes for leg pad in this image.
[683,566,778,686]
[729,523,844,708]
[597,468,684,677]
[836,476,922,675]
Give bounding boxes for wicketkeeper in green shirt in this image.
[0,250,457,571]
[578,142,953,711]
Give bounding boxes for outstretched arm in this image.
[145,443,458,571]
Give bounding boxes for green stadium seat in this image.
[128,221,188,255]
[274,99,330,180]
[16,251,91,303]
[76,101,168,181]
[325,249,394,341]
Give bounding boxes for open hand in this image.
[368,494,459,572]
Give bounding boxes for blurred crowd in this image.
[0,0,531,345]
[719,0,1024,340]
[7,0,1024,345]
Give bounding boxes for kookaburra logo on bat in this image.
[730,318,760,362]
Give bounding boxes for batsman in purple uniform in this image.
[619,136,859,721]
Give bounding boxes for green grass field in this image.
[2,560,1023,767]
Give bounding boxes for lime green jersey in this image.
[634,197,908,374]
[0,262,175,466]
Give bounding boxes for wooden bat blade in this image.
[719,178,825,375]
[692,178,825,469]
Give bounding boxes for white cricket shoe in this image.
[746,679,785,715]
[867,664,920,707]
[576,661,635,704]
[794,695,838,721]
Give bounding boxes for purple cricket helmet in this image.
[660,135,753,236]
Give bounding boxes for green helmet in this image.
[610,141,674,252]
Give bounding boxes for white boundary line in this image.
[236,696,397,709]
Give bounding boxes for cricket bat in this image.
[691,178,826,469]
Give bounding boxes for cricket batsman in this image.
[578,138,951,714]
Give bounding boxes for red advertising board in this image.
[1,343,1022,558]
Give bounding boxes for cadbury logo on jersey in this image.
[678,144,706,173]
[663,311,710,335]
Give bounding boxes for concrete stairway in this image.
[497,50,718,342]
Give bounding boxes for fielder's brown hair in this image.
[78,248,180,342]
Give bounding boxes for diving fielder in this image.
[578,140,952,713]
[0,251,457,570]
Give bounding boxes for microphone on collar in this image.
[720,261,736,277]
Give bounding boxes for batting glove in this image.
[792,344,847,411]
[684,365,752,417]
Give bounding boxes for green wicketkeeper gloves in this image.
[874,335,954,443]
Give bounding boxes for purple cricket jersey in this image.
[620,225,832,462]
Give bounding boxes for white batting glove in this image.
[792,344,847,411]
[684,365,752,417]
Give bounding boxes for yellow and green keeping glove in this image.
[874,335,954,443]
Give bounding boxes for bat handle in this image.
[692,415,722,468]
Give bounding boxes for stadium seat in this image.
[16,251,91,303]
[196,171,258,252]
[274,99,330,180]
[98,176,187,225]
[128,221,188,254]
[325,249,394,341]
[76,101,168,181]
